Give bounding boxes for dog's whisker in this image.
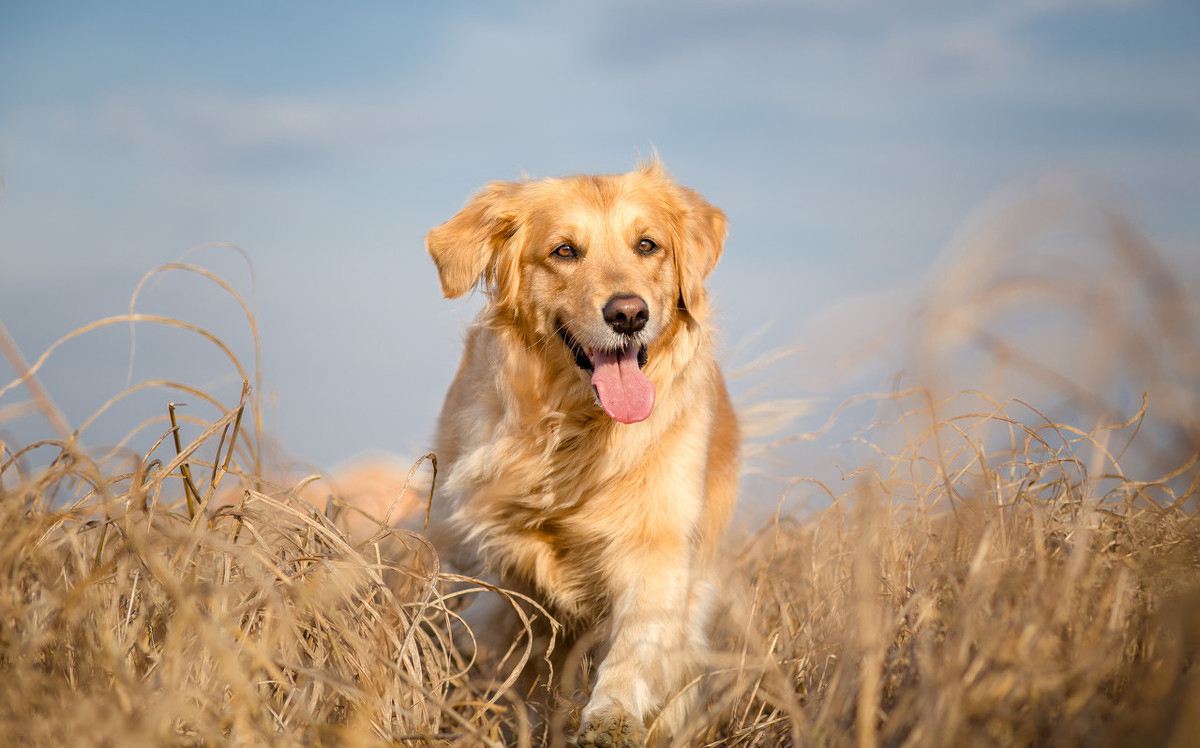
[530,323,566,353]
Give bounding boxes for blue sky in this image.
[1,1,1197,469]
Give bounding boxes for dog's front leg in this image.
[577,537,704,747]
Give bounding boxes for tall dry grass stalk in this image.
[697,388,1200,746]
[1,197,1197,746]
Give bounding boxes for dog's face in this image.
[427,162,726,424]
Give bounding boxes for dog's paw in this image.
[575,709,645,747]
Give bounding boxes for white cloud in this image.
[18,0,1180,182]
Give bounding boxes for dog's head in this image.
[426,160,726,424]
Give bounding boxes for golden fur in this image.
[424,160,739,746]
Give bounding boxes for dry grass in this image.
[703,390,1200,747]
[1,194,1197,746]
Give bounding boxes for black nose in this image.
[603,295,649,335]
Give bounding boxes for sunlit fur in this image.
[425,160,740,743]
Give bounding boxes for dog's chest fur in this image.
[437,325,712,621]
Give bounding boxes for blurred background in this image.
[2,1,1197,482]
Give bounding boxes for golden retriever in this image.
[424,159,739,746]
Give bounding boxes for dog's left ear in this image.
[675,186,728,318]
[426,181,523,299]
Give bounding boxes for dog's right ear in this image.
[426,181,523,299]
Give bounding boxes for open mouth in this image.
[556,326,654,424]
[556,327,648,372]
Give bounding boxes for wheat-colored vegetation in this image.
[1,196,1197,746]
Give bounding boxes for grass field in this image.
[1,198,1197,746]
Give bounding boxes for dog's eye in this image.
[552,243,578,259]
[637,238,658,255]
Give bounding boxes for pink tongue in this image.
[590,346,655,424]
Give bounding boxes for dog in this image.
[424,160,739,746]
